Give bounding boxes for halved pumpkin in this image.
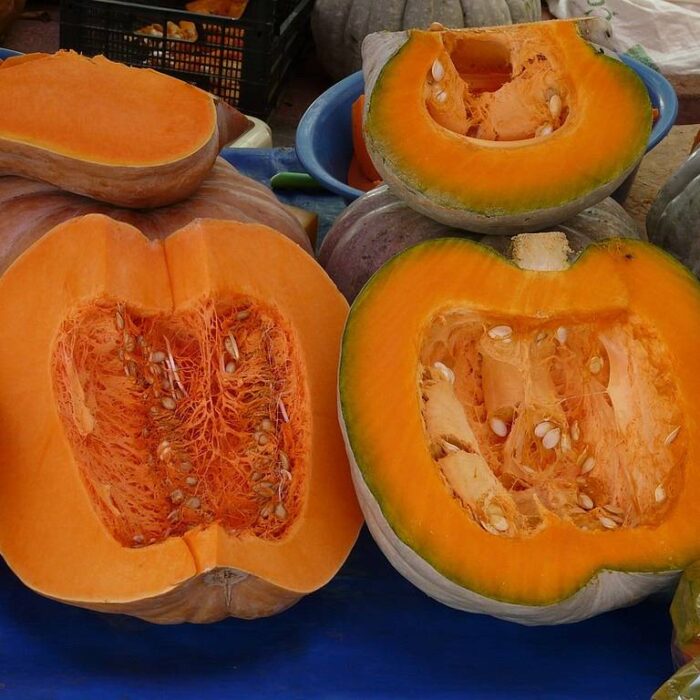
[362,19,651,233]
[340,232,700,624]
[0,214,362,622]
[0,51,251,208]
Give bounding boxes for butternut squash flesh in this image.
[0,215,362,622]
[0,52,252,207]
[340,237,700,614]
[363,20,651,232]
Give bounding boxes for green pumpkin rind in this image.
[311,0,542,81]
[647,148,700,278]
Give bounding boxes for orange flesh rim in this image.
[366,21,650,214]
[340,238,700,605]
[0,215,362,602]
[0,52,216,165]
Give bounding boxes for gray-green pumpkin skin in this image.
[647,146,700,278]
[318,185,642,302]
[311,0,541,81]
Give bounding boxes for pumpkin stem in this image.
[510,232,571,272]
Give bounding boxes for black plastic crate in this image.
[60,0,312,118]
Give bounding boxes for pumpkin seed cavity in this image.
[425,35,569,141]
[52,297,307,547]
[420,311,685,536]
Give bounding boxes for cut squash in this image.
[0,51,252,208]
[362,19,651,233]
[340,232,700,624]
[0,214,361,622]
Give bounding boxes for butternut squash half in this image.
[0,52,252,208]
[0,215,361,622]
[362,20,651,233]
[340,233,700,624]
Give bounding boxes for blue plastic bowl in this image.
[296,56,678,202]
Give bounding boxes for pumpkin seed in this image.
[279,451,289,470]
[275,503,288,520]
[115,311,125,330]
[225,332,240,361]
[250,471,263,482]
[665,426,680,446]
[549,94,562,120]
[161,396,176,410]
[431,59,445,82]
[536,124,553,137]
[489,417,509,438]
[186,476,198,487]
[278,398,290,423]
[186,497,201,510]
[560,433,572,452]
[489,514,509,532]
[580,456,596,474]
[150,351,166,363]
[599,516,618,530]
[588,356,603,374]
[555,326,568,344]
[170,489,184,504]
[433,361,455,383]
[487,325,513,340]
[132,533,144,544]
[261,418,273,432]
[603,504,624,516]
[179,461,193,473]
[534,420,554,438]
[571,421,581,442]
[236,310,251,321]
[225,361,236,374]
[655,484,666,503]
[435,90,447,104]
[542,427,561,450]
[578,493,594,510]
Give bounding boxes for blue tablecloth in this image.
[0,149,676,699]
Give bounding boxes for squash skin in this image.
[312,0,541,81]
[0,215,361,622]
[339,236,700,624]
[0,52,252,208]
[319,184,640,301]
[0,158,312,273]
[647,147,700,277]
[362,21,650,234]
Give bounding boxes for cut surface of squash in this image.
[340,235,700,620]
[0,214,361,621]
[363,20,651,232]
[0,52,252,207]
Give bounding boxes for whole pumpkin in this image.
[319,185,641,302]
[311,0,541,81]
[647,138,700,277]
[0,157,312,273]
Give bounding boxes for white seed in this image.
[186,497,201,510]
[170,489,184,504]
[542,427,561,450]
[132,533,144,544]
[571,421,581,442]
[603,504,624,516]
[490,514,509,532]
[257,432,269,446]
[549,93,562,120]
[275,502,288,520]
[560,433,572,452]
[580,456,596,474]
[115,311,125,330]
[179,461,193,472]
[431,58,445,82]
[186,476,198,487]
[429,21,445,31]
[225,332,240,361]
[443,440,460,453]
[489,417,509,438]
[435,89,447,104]
[236,310,250,320]
[480,520,500,535]
[589,356,603,374]
[599,516,618,530]
[279,451,289,470]
[261,418,274,432]
[161,396,177,410]
[534,420,554,438]
[225,361,237,374]
[536,123,553,137]
[433,361,455,384]
[278,398,290,423]
[487,325,513,340]
[535,331,547,343]
[655,484,666,503]
[665,426,680,446]
[555,327,568,344]
[150,351,166,363]
[578,493,594,510]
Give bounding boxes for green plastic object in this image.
[270,171,323,191]
[653,659,700,700]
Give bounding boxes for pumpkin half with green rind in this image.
[362,19,652,234]
[339,232,700,624]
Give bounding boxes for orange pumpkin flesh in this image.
[0,214,362,621]
[341,237,700,606]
